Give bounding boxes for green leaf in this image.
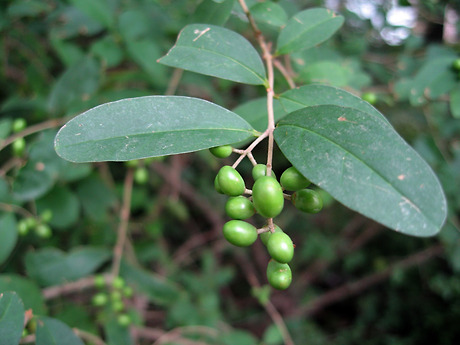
[274,105,447,237]
[0,292,24,345]
[0,275,46,315]
[278,84,389,123]
[25,247,111,287]
[250,2,288,28]
[36,316,84,345]
[55,96,256,162]
[233,97,286,132]
[276,8,344,55]
[69,0,115,28]
[76,175,116,222]
[12,167,54,201]
[450,85,460,119]
[104,316,133,345]
[36,186,80,230]
[192,0,235,26]
[158,24,267,85]
[0,213,17,265]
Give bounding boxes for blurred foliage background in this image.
[0,0,460,344]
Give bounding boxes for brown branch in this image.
[294,243,445,317]
[73,328,108,345]
[42,274,112,300]
[165,68,183,96]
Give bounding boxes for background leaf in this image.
[191,0,235,26]
[55,96,256,162]
[36,316,84,345]
[250,2,288,28]
[274,105,447,237]
[233,97,286,132]
[276,8,344,55]
[158,24,267,85]
[0,275,46,315]
[0,292,24,345]
[0,213,17,265]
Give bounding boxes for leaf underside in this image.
[55,96,256,162]
[274,105,447,237]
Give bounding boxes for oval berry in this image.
[12,118,27,133]
[280,166,310,191]
[362,92,377,105]
[12,138,26,156]
[292,189,323,214]
[217,166,245,196]
[222,220,257,247]
[225,196,255,220]
[267,232,294,263]
[266,260,292,290]
[209,145,232,158]
[252,164,276,181]
[260,224,283,246]
[252,176,284,218]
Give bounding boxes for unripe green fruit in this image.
[453,58,460,71]
[117,314,131,327]
[40,209,53,223]
[17,219,30,236]
[267,232,294,263]
[112,276,125,290]
[94,275,106,289]
[252,164,276,181]
[260,224,283,246]
[362,92,377,105]
[217,166,245,196]
[214,175,224,194]
[35,224,52,238]
[280,167,310,191]
[12,118,27,133]
[24,217,37,229]
[225,196,255,220]
[292,189,323,214]
[223,220,257,247]
[209,145,233,158]
[123,286,134,298]
[111,290,123,302]
[252,176,284,218]
[266,260,292,290]
[111,300,124,312]
[134,167,149,184]
[12,138,26,156]
[124,159,139,168]
[92,292,108,307]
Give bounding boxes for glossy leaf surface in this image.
[0,292,24,345]
[158,24,266,85]
[55,96,256,162]
[274,105,447,236]
[276,8,344,55]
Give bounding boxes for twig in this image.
[151,325,219,345]
[165,68,184,95]
[0,202,35,218]
[42,274,112,300]
[73,328,108,345]
[111,168,134,277]
[294,243,445,317]
[273,59,296,89]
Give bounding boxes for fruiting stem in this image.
[232,129,269,169]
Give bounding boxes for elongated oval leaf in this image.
[158,24,267,85]
[0,292,24,345]
[274,105,447,237]
[276,8,344,55]
[36,316,84,345]
[0,213,17,265]
[55,96,257,162]
[278,84,389,123]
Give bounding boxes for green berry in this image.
[267,232,294,264]
[214,175,224,194]
[124,159,139,168]
[252,176,284,218]
[217,166,245,196]
[123,286,134,298]
[12,118,27,133]
[110,290,123,302]
[260,224,284,246]
[117,314,131,327]
[209,145,233,158]
[22,329,29,338]
[12,138,26,156]
[222,220,257,247]
[292,189,323,214]
[225,196,255,220]
[94,275,106,289]
[24,217,37,229]
[252,164,276,181]
[362,92,377,105]
[35,224,52,238]
[134,167,149,184]
[266,260,292,290]
[453,58,460,71]
[280,167,310,191]
[17,219,30,236]
[40,209,53,223]
[92,292,108,307]
[111,300,124,312]
[112,276,125,290]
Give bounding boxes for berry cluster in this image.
[211,145,323,290]
[17,209,53,239]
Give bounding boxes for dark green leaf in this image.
[192,0,235,26]
[25,247,111,287]
[450,85,460,119]
[0,292,24,345]
[49,6,103,39]
[278,84,389,123]
[274,105,447,237]
[69,0,115,28]
[0,213,17,265]
[55,96,257,162]
[158,24,267,85]
[7,0,52,17]
[104,316,133,345]
[0,275,46,315]
[250,2,288,27]
[276,8,344,55]
[233,97,286,132]
[36,316,84,345]
[12,167,54,201]
[36,186,80,229]
[76,175,116,221]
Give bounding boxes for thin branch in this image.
[273,59,296,89]
[42,274,112,300]
[0,202,35,219]
[73,328,108,345]
[165,68,184,95]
